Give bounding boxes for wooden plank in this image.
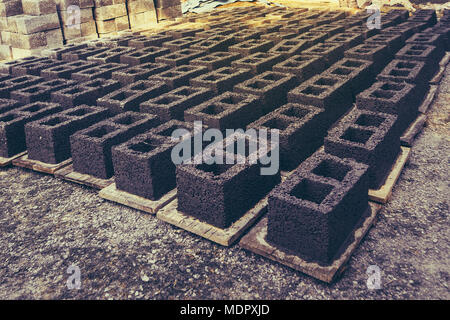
[12,154,72,174]
[418,85,438,114]
[430,52,450,85]
[368,146,411,204]
[157,196,269,246]
[99,183,177,215]
[0,152,27,168]
[239,202,382,283]
[400,114,427,147]
[54,164,114,190]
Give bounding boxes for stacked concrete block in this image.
[70,111,159,178]
[154,0,181,22]
[10,77,75,103]
[266,149,370,264]
[55,0,97,43]
[93,0,129,37]
[111,61,169,85]
[395,44,443,81]
[189,66,252,95]
[176,133,281,228]
[2,0,64,59]
[324,107,399,189]
[0,101,62,157]
[24,104,109,163]
[127,0,157,29]
[272,55,326,84]
[0,73,44,98]
[0,0,23,60]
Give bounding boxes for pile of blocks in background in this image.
[1,0,181,60]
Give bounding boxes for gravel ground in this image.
[0,65,449,300]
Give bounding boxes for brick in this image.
[97,80,168,114]
[162,36,203,52]
[366,32,404,55]
[167,28,203,40]
[55,0,94,9]
[111,62,169,85]
[10,78,76,104]
[119,46,170,66]
[269,38,310,58]
[184,91,261,131]
[86,46,133,63]
[41,43,88,60]
[325,31,363,50]
[347,25,379,40]
[129,11,157,28]
[406,32,446,51]
[356,81,420,133]
[395,44,443,76]
[377,60,430,87]
[128,33,172,48]
[12,13,59,34]
[324,107,399,189]
[190,51,241,71]
[112,120,197,200]
[302,42,345,67]
[11,58,64,76]
[25,105,109,163]
[189,66,252,95]
[155,48,204,67]
[22,0,56,15]
[127,0,155,14]
[233,71,297,114]
[140,86,213,122]
[287,74,353,126]
[0,56,46,75]
[94,4,127,20]
[152,64,207,90]
[267,149,369,264]
[0,74,44,98]
[0,98,22,115]
[248,103,326,170]
[61,46,108,61]
[190,35,235,53]
[0,1,23,17]
[176,133,280,228]
[344,42,391,73]
[70,112,159,179]
[41,60,98,79]
[272,54,326,83]
[231,52,283,76]
[0,102,62,157]
[156,5,181,21]
[71,62,127,81]
[229,38,274,55]
[51,78,120,108]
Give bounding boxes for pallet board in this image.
[12,154,72,174]
[368,146,411,204]
[99,183,177,214]
[54,164,114,190]
[418,85,438,114]
[430,52,450,85]
[239,202,382,283]
[157,196,269,246]
[0,152,27,167]
[400,114,427,147]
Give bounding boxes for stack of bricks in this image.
[1,0,64,60]
[93,0,129,37]
[154,0,181,22]
[0,0,24,60]
[55,0,97,43]
[127,0,157,30]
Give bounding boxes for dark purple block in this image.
[324,107,399,189]
[11,58,65,77]
[377,59,430,87]
[155,48,205,67]
[111,62,170,85]
[233,71,298,114]
[184,91,261,131]
[189,66,252,94]
[168,28,204,39]
[43,43,88,60]
[128,33,173,49]
[162,37,203,52]
[302,42,345,66]
[267,149,369,264]
[292,31,328,47]
[71,63,127,81]
[231,52,283,76]
[0,56,47,75]
[0,98,22,116]
[10,78,76,104]
[260,31,298,44]
[0,75,44,99]
[269,38,310,58]
[0,102,63,157]
[140,86,213,122]
[248,103,326,170]
[25,105,110,164]
[309,23,345,37]
[97,80,168,114]
[176,135,281,228]
[119,46,171,66]
[347,25,379,40]
[325,32,364,50]
[40,60,98,80]
[272,54,326,83]
[230,29,262,42]
[366,32,404,55]
[152,65,208,90]
[356,81,420,133]
[61,46,109,62]
[228,38,274,55]
[190,35,235,53]
[344,42,391,73]
[70,112,160,179]
[190,51,241,71]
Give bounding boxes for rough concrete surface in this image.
[0,66,449,300]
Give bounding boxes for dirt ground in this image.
[0,66,449,301]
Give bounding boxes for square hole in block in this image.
[201,104,226,115]
[129,139,158,153]
[113,114,144,125]
[312,158,351,181]
[0,114,18,123]
[341,127,373,144]
[154,95,182,105]
[290,178,333,204]
[342,60,364,68]
[314,77,338,86]
[281,106,309,119]
[380,82,404,91]
[263,117,291,130]
[65,108,92,117]
[86,125,118,138]
[247,80,268,89]
[389,69,410,77]
[331,67,352,76]
[371,89,394,99]
[395,62,415,69]
[41,116,71,127]
[301,85,326,96]
[355,113,385,127]
[20,104,45,113]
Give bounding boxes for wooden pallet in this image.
[99,183,177,214]
[368,146,411,204]
[12,154,72,174]
[429,52,450,85]
[418,85,438,114]
[239,202,382,283]
[54,164,114,190]
[157,196,269,246]
[400,114,427,147]
[0,152,27,168]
